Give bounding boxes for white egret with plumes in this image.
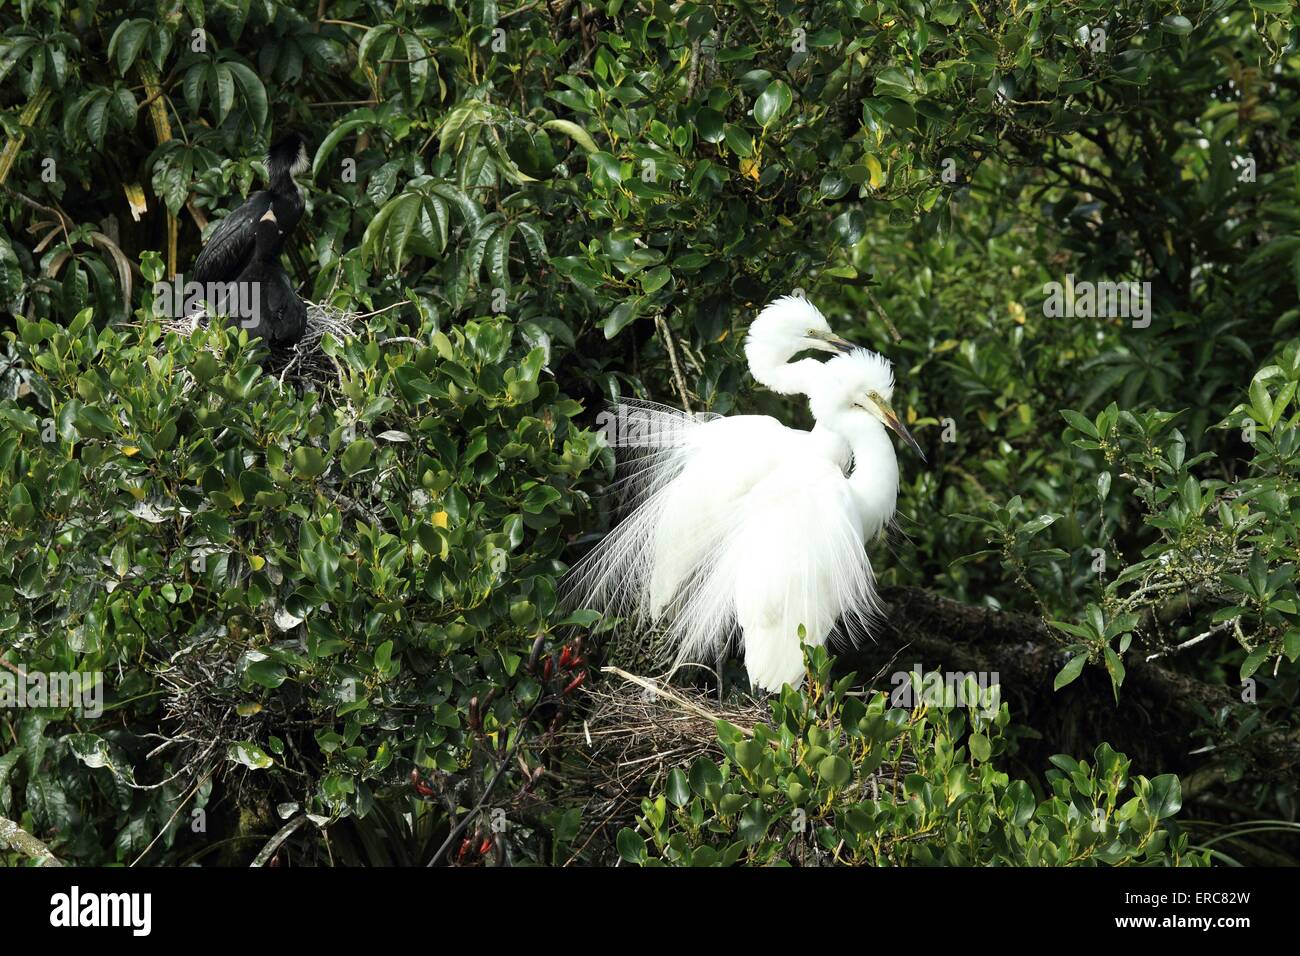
[567,297,923,691]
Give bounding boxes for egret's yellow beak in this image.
[805,328,856,354]
[872,396,925,461]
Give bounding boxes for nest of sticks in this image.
[548,666,913,863]
[157,300,365,385]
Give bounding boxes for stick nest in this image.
[157,300,363,384]
[547,667,913,863]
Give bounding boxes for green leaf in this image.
[753,79,792,128]
[109,20,151,76]
[666,768,690,807]
[1148,774,1182,819]
[312,118,371,177]
[639,265,671,294]
[616,827,647,864]
[734,739,763,772]
[543,119,600,154]
[695,107,725,143]
[226,61,268,131]
[227,741,274,770]
[341,439,375,476]
[292,446,329,479]
[1249,376,1274,426]
[245,659,288,689]
[1240,644,1270,681]
[722,124,752,157]
[588,151,623,185]
[817,754,851,789]
[603,300,639,339]
[1102,646,1125,695]
[1019,513,1059,536]
[738,800,771,843]
[1060,409,1099,438]
[830,209,865,245]
[66,734,110,769]
[1053,653,1088,690]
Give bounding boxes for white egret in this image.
[568,295,855,623]
[568,298,923,691]
[671,348,922,690]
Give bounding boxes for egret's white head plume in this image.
[810,347,895,417]
[812,348,923,458]
[745,295,853,360]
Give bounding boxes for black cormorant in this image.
[232,213,308,352]
[193,132,309,285]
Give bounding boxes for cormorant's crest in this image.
[267,132,310,179]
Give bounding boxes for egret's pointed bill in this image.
[872,396,925,461]
[805,328,857,353]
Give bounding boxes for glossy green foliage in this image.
[0,302,603,862]
[621,648,1205,866]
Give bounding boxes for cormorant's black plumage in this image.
[232,217,307,352]
[193,132,308,285]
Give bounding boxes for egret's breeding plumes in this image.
[192,131,310,285]
[231,214,308,352]
[634,295,858,618]
[718,348,922,688]
[566,296,924,692]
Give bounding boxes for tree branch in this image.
[838,586,1300,796]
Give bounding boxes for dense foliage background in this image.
[0,0,1296,866]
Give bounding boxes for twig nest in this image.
[157,301,363,384]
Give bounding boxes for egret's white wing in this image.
[669,454,878,691]
[646,414,826,617]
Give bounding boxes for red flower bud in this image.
[562,672,586,695]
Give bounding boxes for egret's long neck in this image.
[809,419,851,468]
[846,418,899,537]
[748,353,823,396]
